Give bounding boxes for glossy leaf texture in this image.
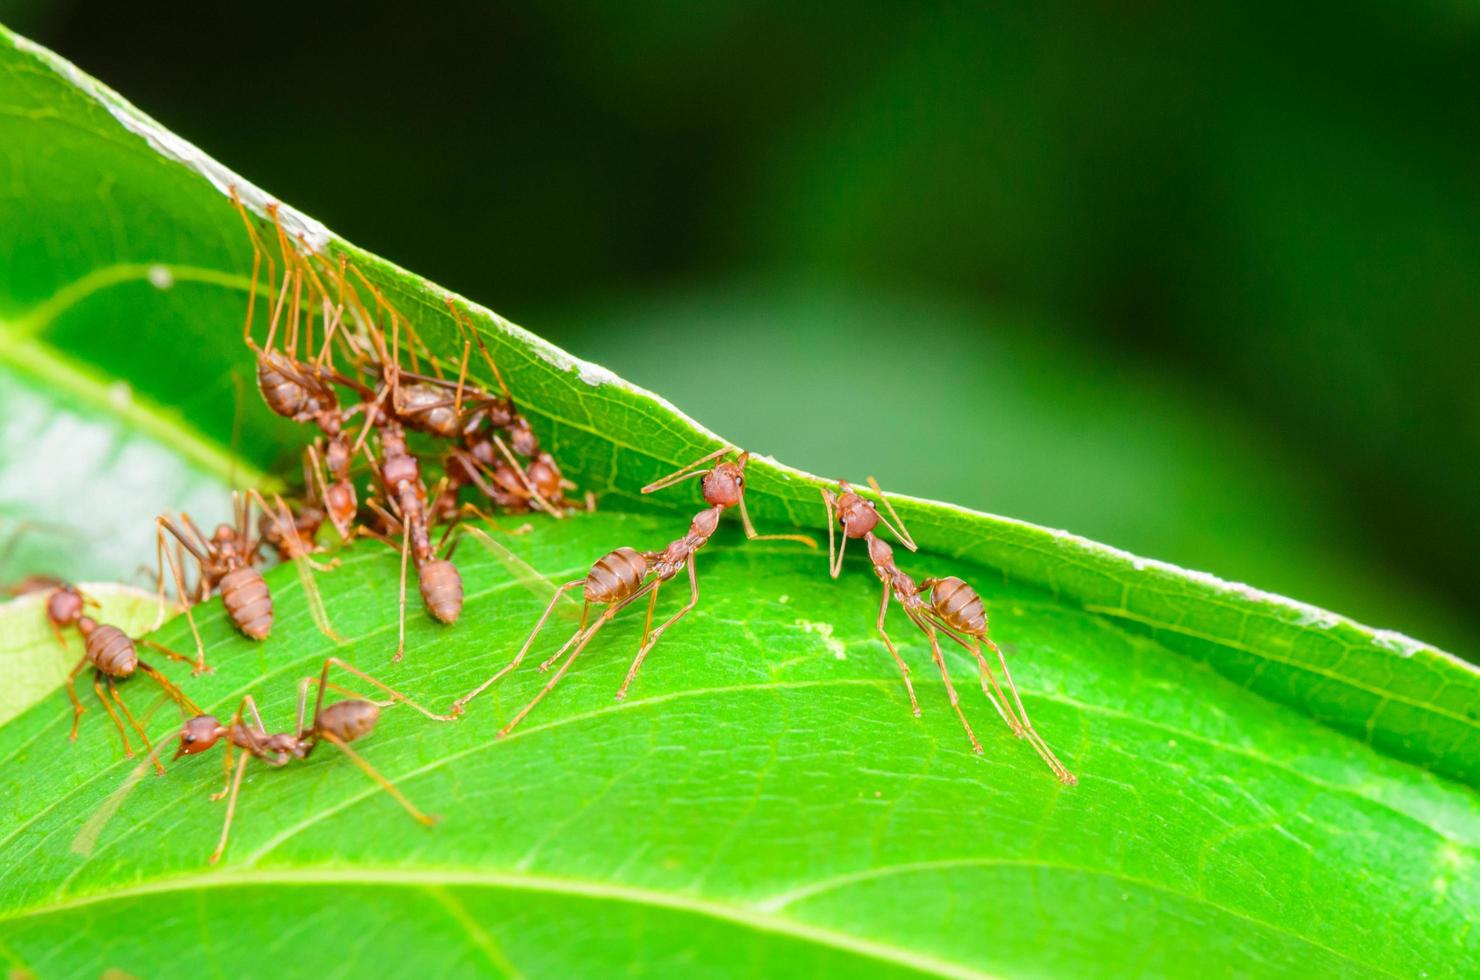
[0,22,1477,980]
[2,512,1476,979]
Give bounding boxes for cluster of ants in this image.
[8,193,1074,864]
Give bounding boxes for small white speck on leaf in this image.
[147,264,174,289]
[1371,629,1426,659]
[796,619,846,660]
[107,381,132,410]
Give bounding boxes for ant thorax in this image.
[382,452,420,489]
[652,505,723,579]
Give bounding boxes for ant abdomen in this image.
[586,547,647,603]
[257,351,312,419]
[315,699,380,743]
[928,576,988,636]
[220,566,274,640]
[84,622,137,676]
[419,559,463,624]
[398,384,463,439]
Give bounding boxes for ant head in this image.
[45,586,85,628]
[212,524,237,545]
[174,715,227,758]
[701,454,750,508]
[834,485,880,539]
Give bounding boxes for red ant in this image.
[33,581,201,774]
[233,189,373,541]
[451,447,814,733]
[821,480,1076,784]
[155,492,272,667]
[351,288,568,519]
[173,656,450,863]
[359,420,464,660]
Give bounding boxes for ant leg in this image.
[394,514,412,662]
[617,556,701,701]
[454,502,533,542]
[452,340,471,417]
[293,554,345,644]
[210,751,251,864]
[737,494,817,548]
[136,658,204,716]
[286,266,304,360]
[240,695,269,737]
[317,731,436,826]
[154,521,206,672]
[47,618,69,653]
[540,602,591,672]
[498,600,629,739]
[251,487,344,643]
[909,613,982,755]
[820,488,841,579]
[261,254,295,357]
[92,673,135,758]
[310,657,454,723]
[64,654,89,739]
[109,681,166,776]
[445,297,512,399]
[448,582,587,716]
[982,636,1077,785]
[211,741,235,801]
[229,186,276,352]
[491,436,562,519]
[874,582,920,717]
[615,583,661,700]
[930,624,1022,736]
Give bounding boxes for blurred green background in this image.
[4,0,1477,656]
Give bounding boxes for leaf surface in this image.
[0,23,1476,980]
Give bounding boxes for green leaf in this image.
[0,22,1476,980]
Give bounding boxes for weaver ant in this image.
[155,492,272,666]
[451,447,814,734]
[174,656,450,863]
[351,286,568,519]
[360,420,464,660]
[37,581,201,774]
[821,479,1076,784]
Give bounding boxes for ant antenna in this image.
[867,477,916,552]
[642,446,735,494]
